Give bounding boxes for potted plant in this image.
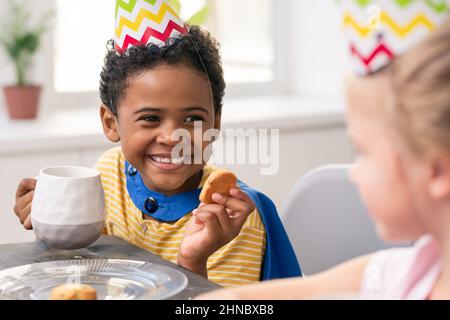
[0,1,52,119]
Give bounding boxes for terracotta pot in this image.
[3,85,42,119]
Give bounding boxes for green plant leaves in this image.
[6,32,40,58]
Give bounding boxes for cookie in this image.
[199,170,237,204]
[49,283,98,300]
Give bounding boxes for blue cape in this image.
[237,180,302,280]
[124,161,302,280]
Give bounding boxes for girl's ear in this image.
[428,155,450,200]
[100,105,120,143]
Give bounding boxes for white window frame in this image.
[34,0,293,110]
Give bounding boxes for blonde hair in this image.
[390,18,450,157]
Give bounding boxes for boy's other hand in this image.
[14,178,36,230]
[178,188,256,277]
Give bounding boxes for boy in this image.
[13,0,301,287]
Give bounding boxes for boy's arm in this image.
[196,254,371,299]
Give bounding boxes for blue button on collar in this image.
[145,197,158,214]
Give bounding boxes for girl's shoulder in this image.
[360,235,441,299]
[361,246,415,294]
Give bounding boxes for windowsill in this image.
[221,95,345,130]
[0,95,346,156]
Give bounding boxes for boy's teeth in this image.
[172,157,183,165]
[152,156,184,165]
[161,157,171,164]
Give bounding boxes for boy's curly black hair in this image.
[99,26,225,116]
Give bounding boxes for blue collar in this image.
[124,161,201,222]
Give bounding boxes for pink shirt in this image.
[360,235,442,299]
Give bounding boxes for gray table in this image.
[0,235,221,299]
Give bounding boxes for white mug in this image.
[31,166,105,250]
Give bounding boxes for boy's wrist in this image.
[177,253,208,278]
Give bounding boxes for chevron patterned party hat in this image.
[115,0,189,53]
[339,0,450,75]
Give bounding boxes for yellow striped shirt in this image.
[95,147,266,287]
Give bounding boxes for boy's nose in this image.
[155,123,183,147]
[156,134,179,147]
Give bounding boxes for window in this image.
[54,0,277,95]
[210,0,274,84]
[54,1,115,93]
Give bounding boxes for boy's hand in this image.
[178,188,256,277]
[14,178,37,230]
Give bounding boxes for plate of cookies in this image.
[0,259,188,300]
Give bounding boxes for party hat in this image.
[115,0,189,53]
[339,0,450,75]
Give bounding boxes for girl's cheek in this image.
[349,162,358,185]
[350,161,363,189]
[350,156,374,194]
[350,153,365,183]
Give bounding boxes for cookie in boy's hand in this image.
[49,283,97,300]
[199,170,238,204]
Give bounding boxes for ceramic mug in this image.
[31,166,105,250]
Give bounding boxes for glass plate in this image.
[0,259,188,300]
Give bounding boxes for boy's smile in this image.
[101,64,220,196]
[147,153,188,170]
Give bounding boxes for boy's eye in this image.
[185,115,205,123]
[140,115,160,122]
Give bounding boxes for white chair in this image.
[281,165,392,275]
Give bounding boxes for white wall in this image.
[218,126,353,215]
